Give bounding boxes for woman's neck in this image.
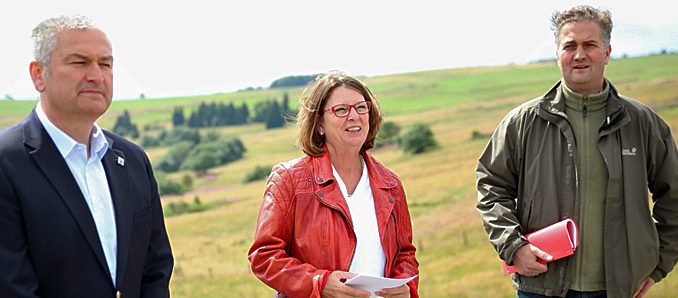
[328,147,364,195]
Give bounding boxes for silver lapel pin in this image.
[117,156,125,166]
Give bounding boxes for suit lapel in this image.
[23,111,110,278]
[101,134,133,286]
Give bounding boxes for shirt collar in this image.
[35,102,109,160]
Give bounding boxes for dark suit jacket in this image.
[0,110,173,298]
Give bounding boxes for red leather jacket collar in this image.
[311,151,400,232]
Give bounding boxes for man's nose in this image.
[573,46,586,60]
[86,64,105,83]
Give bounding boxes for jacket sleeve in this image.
[140,154,174,298]
[646,116,678,282]
[391,183,419,298]
[248,164,327,298]
[0,166,39,297]
[475,113,528,265]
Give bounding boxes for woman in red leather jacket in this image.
[248,71,419,298]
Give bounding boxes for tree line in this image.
[269,74,318,88]
[170,93,293,129]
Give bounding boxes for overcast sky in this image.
[1,0,676,100]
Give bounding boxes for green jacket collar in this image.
[537,80,629,132]
[563,80,609,112]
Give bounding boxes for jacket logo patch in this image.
[622,147,637,156]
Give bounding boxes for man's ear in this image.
[604,44,612,65]
[29,61,46,92]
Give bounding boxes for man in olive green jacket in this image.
[476,5,678,298]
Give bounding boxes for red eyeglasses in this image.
[324,101,372,117]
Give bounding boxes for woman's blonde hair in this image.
[296,71,383,156]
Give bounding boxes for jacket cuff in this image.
[311,270,330,298]
[649,268,666,283]
[504,236,529,265]
[319,271,331,292]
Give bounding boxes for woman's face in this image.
[318,86,370,154]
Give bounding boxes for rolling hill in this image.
[1,54,677,297]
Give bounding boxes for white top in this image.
[332,157,386,277]
[36,103,118,285]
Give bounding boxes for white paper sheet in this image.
[344,274,418,297]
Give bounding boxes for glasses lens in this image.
[355,102,370,114]
[333,105,349,117]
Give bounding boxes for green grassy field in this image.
[2,54,677,297]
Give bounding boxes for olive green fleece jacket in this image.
[563,82,608,291]
[476,80,678,297]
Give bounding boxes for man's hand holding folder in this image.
[503,218,579,276]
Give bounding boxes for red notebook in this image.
[502,218,579,275]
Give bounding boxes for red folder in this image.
[502,218,579,275]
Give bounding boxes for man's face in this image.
[556,21,611,96]
[30,28,113,123]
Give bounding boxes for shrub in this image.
[167,201,190,215]
[376,121,401,147]
[155,173,185,196]
[156,141,195,172]
[181,174,193,190]
[399,123,438,154]
[159,127,201,146]
[188,138,245,165]
[154,134,246,175]
[164,197,211,217]
[244,165,273,182]
[181,151,219,176]
[471,129,493,140]
[140,135,160,148]
[143,122,165,132]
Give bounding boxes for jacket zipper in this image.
[391,212,400,274]
[576,106,585,289]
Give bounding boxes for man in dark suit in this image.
[0,15,173,297]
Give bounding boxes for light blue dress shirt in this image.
[36,103,118,285]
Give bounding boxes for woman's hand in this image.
[321,271,371,298]
[375,284,410,298]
